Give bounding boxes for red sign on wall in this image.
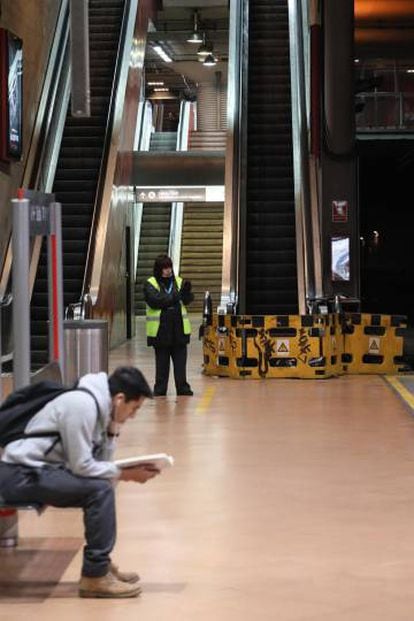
[332,200,348,223]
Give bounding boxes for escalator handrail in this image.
[82,0,139,303]
[288,0,314,312]
[0,0,70,301]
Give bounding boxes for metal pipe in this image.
[47,202,65,378]
[12,199,31,389]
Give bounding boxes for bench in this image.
[0,360,61,546]
[0,503,45,547]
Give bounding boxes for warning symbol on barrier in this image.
[276,340,290,356]
[218,336,225,354]
[368,337,380,354]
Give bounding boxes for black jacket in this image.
[143,276,194,348]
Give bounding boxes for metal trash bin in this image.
[63,319,108,385]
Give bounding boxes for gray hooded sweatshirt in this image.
[1,372,120,479]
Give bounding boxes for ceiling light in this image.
[197,33,212,57]
[187,32,203,43]
[203,54,217,67]
[188,32,203,44]
[153,45,172,63]
[407,69,414,74]
[148,90,177,100]
[187,11,203,44]
[148,81,164,86]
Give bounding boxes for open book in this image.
[114,453,174,471]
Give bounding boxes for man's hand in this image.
[118,464,160,483]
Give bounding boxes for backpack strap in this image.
[22,386,102,441]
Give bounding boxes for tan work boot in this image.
[109,562,140,584]
[79,572,142,598]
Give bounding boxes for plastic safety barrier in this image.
[202,313,406,379]
[203,314,343,379]
[342,313,406,374]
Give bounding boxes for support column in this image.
[321,0,359,300]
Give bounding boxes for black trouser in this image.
[0,463,115,577]
[154,345,190,395]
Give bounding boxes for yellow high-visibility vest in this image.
[146,276,191,337]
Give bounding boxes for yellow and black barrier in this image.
[342,313,406,374]
[202,312,406,379]
[202,313,344,379]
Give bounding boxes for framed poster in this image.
[0,29,8,161]
[331,236,350,282]
[6,32,23,158]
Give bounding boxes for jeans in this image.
[0,462,116,577]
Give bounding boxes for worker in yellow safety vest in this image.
[143,254,194,396]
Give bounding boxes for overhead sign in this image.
[135,186,225,203]
[24,190,56,236]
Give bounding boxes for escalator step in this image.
[55,168,100,181]
[61,136,104,148]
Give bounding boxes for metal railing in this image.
[356,92,414,131]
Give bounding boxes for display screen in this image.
[7,32,22,158]
[331,236,350,281]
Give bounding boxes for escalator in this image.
[180,203,224,313]
[133,126,177,315]
[30,0,125,368]
[134,204,171,316]
[245,0,298,315]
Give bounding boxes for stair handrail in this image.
[169,101,191,272]
[288,0,316,313]
[220,0,246,313]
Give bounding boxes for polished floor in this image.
[2,318,414,620]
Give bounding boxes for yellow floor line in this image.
[195,386,216,414]
[385,375,414,411]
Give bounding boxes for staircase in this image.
[149,132,177,151]
[188,131,226,151]
[245,0,298,315]
[179,202,224,312]
[134,204,171,316]
[30,0,125,368]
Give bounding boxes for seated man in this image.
[0,366,159,598]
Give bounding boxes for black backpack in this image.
[0,380,99,448]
